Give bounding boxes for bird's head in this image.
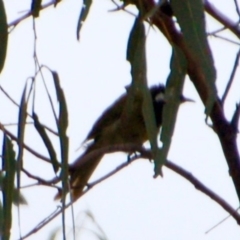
[150,84,193,127]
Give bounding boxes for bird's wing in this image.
[84,94,127,141]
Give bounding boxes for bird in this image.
[55,84,190,201]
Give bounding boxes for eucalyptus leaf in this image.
[171,0,217,114]
[0,0,8,73]
[76,0,92,40]
[156,47,187,175]
[2,135,16,240]
[32,112,59,173]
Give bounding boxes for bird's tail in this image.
[54,143,103,201]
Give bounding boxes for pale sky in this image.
[1,0,240,239]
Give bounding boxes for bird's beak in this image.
[180,96,195,103]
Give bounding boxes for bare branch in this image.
[210,34,240,45]
[137,0,240,202]
[20,145,240,239]
[22,168,59,186]
[0,85,58,136]
[0,122,51,163]
[70,143,148,169]
[222,49,240,104]
[8,0,58,29]
[221,50,240,105]
[165,161,240,224]
[205,0,240,39]
[79,145,240,224]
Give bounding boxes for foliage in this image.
[0,0,240,239]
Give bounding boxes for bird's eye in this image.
[155,92,165,102]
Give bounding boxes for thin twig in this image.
[20,145,240,239]
[0,85,22,108]
[165,161,240,224]
[109,0,136,17]
[205,207,240,234]
[0,85,58,136]
[210,34,240,46]
[207,26,227,36]
[19,155,137,239]
[2,121,33,127]
[87,154,138,189]
[0,122,51,163]
[18,206,63,240]
[38,65,59,125]
[8,0,58,28]
[22,168,59,186]
[222,48,240,104]
[70,143,147,169]
[205,0,240,39]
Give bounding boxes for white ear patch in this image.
[155,92,165,102]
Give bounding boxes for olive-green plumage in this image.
[55,85,189,200]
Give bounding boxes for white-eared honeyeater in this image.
[55,85,191,200]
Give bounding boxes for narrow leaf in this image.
[32,112,59,173]
[0,200,3,236]
[17,84,28,191]
[125,16,146,117]
[171,0,217,114]
[51,71,69,237]
[126,16,145,66]
[155,47,187,176]
[76,0,92,40]
[126,16,160,167]
[0,171,27,206]
[0,0,8,73]
[51,71,69,158]
[2,134,16,240]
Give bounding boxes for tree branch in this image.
[0,85,58,136]
[204,0,240,39]
[135,0,240,202]
[0,122,51,163]
[22,168,59,186]
[8,0,58,29]
[20,145,240,239]
[165,161,240,224]
[221,49,240,104]
[67,144,240,224]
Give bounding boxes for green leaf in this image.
[155,47,187,176]
[31,0,42,17]
[171,0,217,114]
[51,72,69,167]
[0,0,8,73]
[76,0,92,40]
[125,16,147,113]
[17,84,29,188]
[126,16,160,167]
[32,112,59,173]
[0,200,3,236]
[2,134,16,240]
[0,162,27,207]
[51,71,69,237]
[126,16,145,68]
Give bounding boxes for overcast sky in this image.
[1,0,240,239]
